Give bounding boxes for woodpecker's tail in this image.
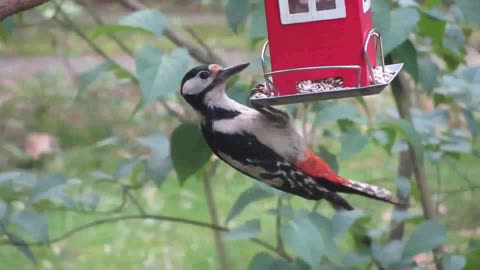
[342,179,397,205]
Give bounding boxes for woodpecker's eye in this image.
[199,71,211,80]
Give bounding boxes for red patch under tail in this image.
[294,149,350,185]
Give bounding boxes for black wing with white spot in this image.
[201,125,354,210]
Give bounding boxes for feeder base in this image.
[250,63,403,107]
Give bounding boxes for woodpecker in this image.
[180,63,395,210]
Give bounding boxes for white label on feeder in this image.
[363,0,371,13]
[279,0,346,25]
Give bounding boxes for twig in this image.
[275,198,285,253]
[202,160,230,270]
[77,0,134,57]
[126,190,146,215]
[250,238,293,261]
[0,213,292,260]
[185,26,221,65]
[116,0,225,65]
[52,3,115,64]
[159,100,187,122]
[0,215,225,246]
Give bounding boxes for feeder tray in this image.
[250,29,403,107]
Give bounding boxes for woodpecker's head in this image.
[180,63,249,111]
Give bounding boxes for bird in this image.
[179,63,396,210]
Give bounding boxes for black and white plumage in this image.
[180,63,396,210]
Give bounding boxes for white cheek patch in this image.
[182,77,213,95]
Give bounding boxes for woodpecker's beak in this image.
[215,63,250,82]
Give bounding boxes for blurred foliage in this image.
[0,0,480,269]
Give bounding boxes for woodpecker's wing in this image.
[201,125,354,210]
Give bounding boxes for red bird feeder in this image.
[250,0,403,106]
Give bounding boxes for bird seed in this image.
[296,77,345,94]
[372,66,395,85]
[250,83,274,99]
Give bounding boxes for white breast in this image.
[211,98,306,161]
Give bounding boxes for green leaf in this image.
[372,0,391,35]
[225,219,260,240]
[371,128,397,153]
[226,0,249,32]
[5,232,37,264]
[137,133,169,157]
[249,4,267,43]
[392,40,418,82]
[0,171,37,201]
[31,174,72,207]
[440,135,472,154]
[372,241,408,269]
[465,249,480,270]
[281,210,324,267]
[418,54,440,93]
[248,253,278,270]
[422,0,441,9]
[331,210,364,238]
[248,252,307,270]
[315,103,362,126]
[11,210,49,242]
[380,119,424,162]
[129,162,144,188]
[316,147,338,173]
[79,193,100,211]
[0,16,15,42]
[382,8,420,55]
[417,10,447,48]
[464,109,478,139]
[170,123,212,184]
[457,0,480,27]
[146,155,172,187]
[442,254,466,270]
[76,61,112,98]
[136,133,171,186]
[225,184,273,224]
[135,46,190,104]
[119,9,169,38]
[344,251,371,267]
[308,212,343,266]
[340,132,369,159]
[402,220,447,258]
[0,200,6,221]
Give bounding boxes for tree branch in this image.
[77,0,134,57]
[126,190,146,215]
[0,213,292,260]
[116,0,225,65]
[388,56,444,270]
[0,0,50,21]
[202,160,230,270]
